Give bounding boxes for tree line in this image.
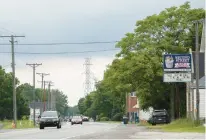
[78,2,205,121]
[0,66,69,120]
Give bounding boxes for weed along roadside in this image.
[140,119,205,133]
[0,120,38,129]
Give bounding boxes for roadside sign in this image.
[163,54,192,72]
[163,73,192,82]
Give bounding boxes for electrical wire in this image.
[0,41,119,45]
[0,27,15,35]
[0,48,120,55]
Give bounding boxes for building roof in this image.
[191,76,205,89]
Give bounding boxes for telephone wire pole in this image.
[0,35,25,128]
[37,73,49,114]
[193,19,204,122]
[26,63,42,126]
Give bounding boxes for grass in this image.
[140,118,205,133]
[0,120,38,129]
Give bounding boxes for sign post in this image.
[163,53,192,121]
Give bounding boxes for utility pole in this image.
[26,63,42,126]
[42,81,50,111]
[193,19,204,122]
[48,81,54,110]
[195,21,200,122]
[0,35,25,128]
[43,81,46,111]
[36,73,49,114]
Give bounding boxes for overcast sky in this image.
[0,0,204,106]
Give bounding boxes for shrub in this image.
[22,116,28,120]
[100,117,109,121]
[112,113,123,121]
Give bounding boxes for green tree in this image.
[78,98,86,114]
[0,66,29,120]
[52,89,69,116]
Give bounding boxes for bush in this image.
[112,113,123,121]
[100,117,109,121]
[21,116,28,120]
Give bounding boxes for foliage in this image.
[112,113,123,121]
[0,66,69,120]
[67,105,80,116]
[100,117,110,121]
[52,89,69,116]
[0,66,29,120]
[78,98,86,114]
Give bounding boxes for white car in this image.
[71,116,83,125]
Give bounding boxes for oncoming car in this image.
[39,111,62,129]
[71,116,83,125]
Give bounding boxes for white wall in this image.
[139,107,153,120]
[193,89,205,119]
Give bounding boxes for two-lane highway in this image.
[0,122,205,139]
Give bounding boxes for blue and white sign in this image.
[163,54,192,72]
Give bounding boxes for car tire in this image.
[40,125,44,129]
[71,123,73,125]
[152,123,156,126]
[81,122,83,125]
[57,124,61,129]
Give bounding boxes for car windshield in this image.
[153,111,166,116]
[42,111,58,117]
[72,116,81,119]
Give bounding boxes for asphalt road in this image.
[0,122,205,139]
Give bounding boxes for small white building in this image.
[190,76,205,119]
[187,22,205,120]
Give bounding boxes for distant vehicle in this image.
[38,111,62,129]
[82,116,89,122]
[64,116,70,122]
[148,109,170,125]
[71,116,83,125]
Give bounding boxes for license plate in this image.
[158,118,162,120]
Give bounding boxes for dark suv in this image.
[148,109,170,125]
[39,111,62,129]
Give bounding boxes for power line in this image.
[0,27,16,35]
[0,48,120,55]
[0,41,119,45]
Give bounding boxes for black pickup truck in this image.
[148,109,170,125]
